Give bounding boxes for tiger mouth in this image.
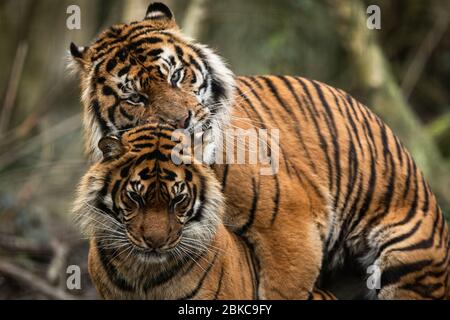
[127,235,182,255]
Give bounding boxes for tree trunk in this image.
[327,0,450,214]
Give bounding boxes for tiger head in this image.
[69,2,235,162]
[73,120,223,264]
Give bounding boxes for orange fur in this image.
[71,3,449,299]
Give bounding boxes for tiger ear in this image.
[144,2,177,29]
[98,136,125,160]
[69,42,88,72]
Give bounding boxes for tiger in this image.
[70,2,450,299]
[73,120,334,299]
[73,121,256,299]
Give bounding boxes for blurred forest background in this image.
[0,0,449,299]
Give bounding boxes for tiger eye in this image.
[170,69,182,86]
[127,93,147,105]
[129,93,141,104]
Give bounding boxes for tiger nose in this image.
[143,234,167,250]
[176,111,192,129]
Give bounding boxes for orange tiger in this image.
[73,121,255,299]
[70,3,450,299]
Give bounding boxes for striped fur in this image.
[71,3,450,299]
[74,122,256,299]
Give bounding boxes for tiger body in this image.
[219,76,450,299]
[71,3,450,299]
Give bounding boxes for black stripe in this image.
[105,56,117,72]
[387,206,440,253]
[246,76,263,89]
[272,76,318,175]
[189,167,206,222]
[120,158,135,178]
[400,282,444,299]
[313,82,341,210]
[221,164,229,191]
[127,36,163,51]
[393,135,404,166]
[390,161,420,229]
[259,76,295,117]
[179,252,218,299]
[110,180,122,217]
[119,106,133,121]
[143,258,191,291]
[270,175,280,225]
[341,94,365,158]
[129,135,155,143]
[364,150,396,231]
[95,240,134,292]
[347,122,378,233]
[379,220,422,254]
[236,177,259,235]
[138,167,151,180]
[91,100,109,135]
[92,25,161,60]
[341,135,358,215]
[132,143,155,150]
[402,154,412,200]
[290,165,326,202]
[235,86,268,129]
[294,77,334,191]
[117,65,131,77]
[278,76,308,118]
[437,207,447,249]
[381,259,433,288]
[213,266,224,300]
[238,235,260,299]
[421,174,430,214]
[238,78,277,123]
[149,48,163,57]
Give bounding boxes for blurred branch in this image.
[0,0,36,134]
[327,0,450,209]
[0,112,81,169]
[0,80,64,143]
[401,9,449,100]
[182,0,208,38]
[0,233,53,256]
[47,240,69,287]
[122,0,148,21]
[0,259,75,300]
[0,42,28,134]
[426,112,450,160]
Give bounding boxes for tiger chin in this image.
[73,121,257,299]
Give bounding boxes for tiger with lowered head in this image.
[73,121,257,299]
[70,3,450,299]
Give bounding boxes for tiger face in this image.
[73,121,223,264]
[69,2,235,162]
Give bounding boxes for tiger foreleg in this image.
[249,217,326,300]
